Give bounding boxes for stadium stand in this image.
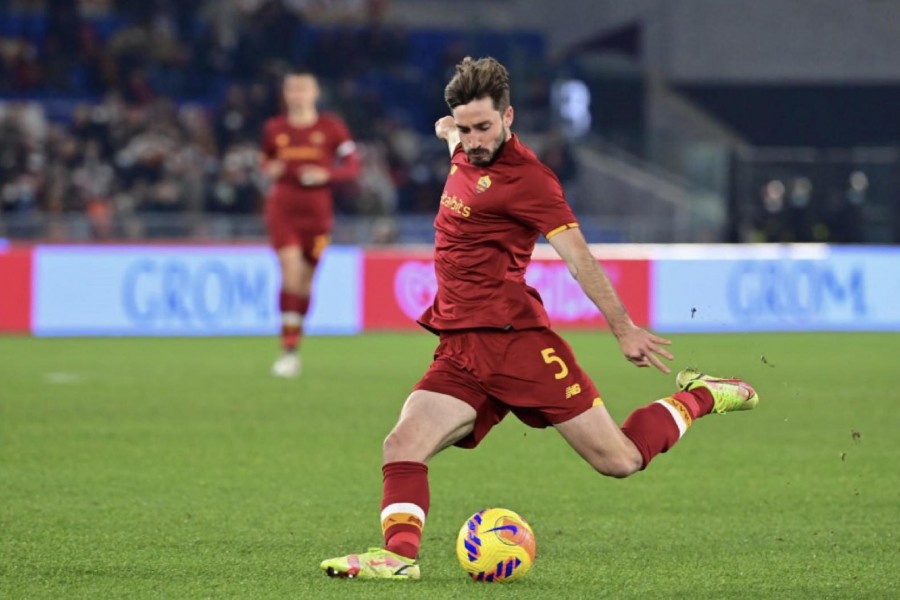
[1,0,897,244]
[0,0,551,242]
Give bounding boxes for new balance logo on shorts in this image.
[565,384,582,399]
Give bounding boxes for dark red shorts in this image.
[264,198,331,265]
[413,328,602,449]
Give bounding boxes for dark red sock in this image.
[278,291,304,352]
[621,389,716,468]
[674,388,715,419]
[381,461,429,560]
[297,295,310,316]
[622,391,708,469]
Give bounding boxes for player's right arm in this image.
[261,155,286,179]
[435,116,460,156]
[259,120,286,180]
[507,162,673,372]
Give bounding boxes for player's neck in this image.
[287,109,318,127]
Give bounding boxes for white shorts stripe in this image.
[381,502,426,525]
[655,399,688,438]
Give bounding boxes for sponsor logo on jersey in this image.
[275,133,290,147]
[475,175,492,194]
[278,146,324,160]
[440,192,472,217]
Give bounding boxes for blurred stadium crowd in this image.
[2,1,892,244]
[0,0,561,241]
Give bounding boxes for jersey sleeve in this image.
[508,165,579,240]
[328,117,356,157]
[327,116,360,183]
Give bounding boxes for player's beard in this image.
[466,124,507,166]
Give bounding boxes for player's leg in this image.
[380,390,477,558]
[320,390,477,579]
[558,370,759,475]
[295,248,316,297]
[490,328,644,477]
[272,244,304,377]
[503,327,758,475]
[322,332,501,580]
[555,402,644,478]
[384,390,478,463]
[272,232,328,377]
[265,194,307,377]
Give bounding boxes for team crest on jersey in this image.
[450,165,458,175]
[475,175,492,194]
[275,133,290,147]
[310,131,325,145]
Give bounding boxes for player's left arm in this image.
[549,227,674,373]
[298,118,360,186]
[327,139,361,183]
[327,119,361,183]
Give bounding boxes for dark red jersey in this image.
[418,134,579,332]
[260,113,359,226]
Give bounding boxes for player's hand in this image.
[264,159,286,179]
[299,165,331,186]
[434,116,456,140]
[616,325,674,374]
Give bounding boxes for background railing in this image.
[0,212,704,245]
[730,146,900,244]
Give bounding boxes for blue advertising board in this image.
[33,245,362,336]
[651,246,900,332]
[24,243,900,336]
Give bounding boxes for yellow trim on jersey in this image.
[545,222,580,240]
[592,397,604,407]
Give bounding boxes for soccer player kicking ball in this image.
[320,57,758,580]
[260,69,360,378]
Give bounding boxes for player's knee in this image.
[279,271,303,294]
[382,428,420,463]
[590,451,642,479]
[382,429,401,461]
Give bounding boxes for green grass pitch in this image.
[1,332,898,599]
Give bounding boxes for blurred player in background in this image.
[320,57,759,580]
[260,69,360,378]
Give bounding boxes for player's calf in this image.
[618,369,758,470]
[586,448,644,479]
[555,405,644,478]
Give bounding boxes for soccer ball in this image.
[456,508,536,582]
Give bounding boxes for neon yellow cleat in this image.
[676,368,759,414]
[320,548,420,580]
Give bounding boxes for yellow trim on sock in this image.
[381,513,424,535]
[662,397,693,428]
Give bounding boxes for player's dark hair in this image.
[283,67,316,81]
[444,56,510,112]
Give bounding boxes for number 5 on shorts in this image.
[541,347,569,380]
